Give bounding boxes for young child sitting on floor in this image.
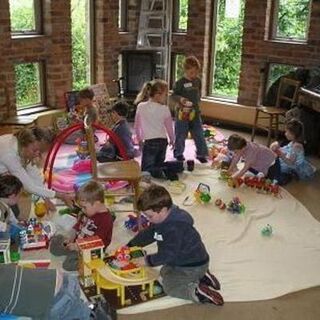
[97,101,136,162]
[50,180,114,271]
[0,176,114,320]
[126,185,224,305]
[0,176,22,241]
[270,119,316,184]
[227,134,279,181]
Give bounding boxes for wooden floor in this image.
[119,126,320,320]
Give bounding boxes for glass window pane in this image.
[211,0,244,98]
[175,54,185,82]
[71,0,92,90]
[276,0,310,40]
[267,64,297,90]
[178,0,188,30]
[14,62,42,109]
[9,0,36,33]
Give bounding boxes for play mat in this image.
[28,125,320,315]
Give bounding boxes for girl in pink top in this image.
[134,80,175,178]
[227,134,278,180]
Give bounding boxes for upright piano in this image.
[298,87,320,156]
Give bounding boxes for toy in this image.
[178,101,195,121]
[124,213,149,233]
[18,218,50,250]
[76,140,90,160]
[215,198,226,210]
[227,196,245,214]
[32,195,48,218]
[211,146,233,169]
[261,224,273,237]
[0,233,11,264]
[194,183,212,204]
[77,235,105,287]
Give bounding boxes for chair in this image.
[251,77,301,146]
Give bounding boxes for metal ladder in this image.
[137,0,172,82]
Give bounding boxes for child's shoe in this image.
[200,270,221,290]
[195,283,224,305]
[196,156,208,163]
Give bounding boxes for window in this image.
[9,0,42,35]
[173,0,188,32]
[71,0,95,90]
[14,62,45,109]
[210,0,244,98]
[170,53,185,88]
[272,0,311,41]
[267,63,297,91]
[119,0,128,31]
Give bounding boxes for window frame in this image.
[172,0,188,33]
[14,60,47,111]
[270,0,311,43]
[10,0,43,36]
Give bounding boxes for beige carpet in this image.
[109,164,320,314]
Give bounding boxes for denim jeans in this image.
[174,115,208,158]
[141,138,168,178]
[160,263,209,302]
[48,274,91,320]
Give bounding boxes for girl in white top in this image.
[0,128,71,216]
[134,79,174,178]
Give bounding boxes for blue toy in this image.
[227,196,245,214]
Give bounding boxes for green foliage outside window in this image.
[14,63,41,109]
[175,54,185,82]
[71,0,91,90]
[178,0,188,30]
[9,0,35,32]
[276,0,310,40]
[211,0,244,98]
[267,64,296,90]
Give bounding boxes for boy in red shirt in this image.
[50,180,113,271]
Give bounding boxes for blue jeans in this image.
[174,115,208,158]
[141,138,168,178]
[48,274,91,320]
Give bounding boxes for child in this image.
[0,264,115,320]
[0,175,22,240]
[134,79,175,179]
[97,101,135,162]
[171,56,208,163]
[127,185,224,305]
[66,88,99,145]
[270,119,315,184]
[227,134,279,180]
[50,180,113,271]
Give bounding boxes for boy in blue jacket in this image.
[127,185,223,305]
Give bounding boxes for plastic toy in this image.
[77,235,105,287]
[76,140,90,160]
[261,224,273,237]
[0,234,11,264]
[215,198,226,210]
[227,196,245,214]
[18,218,51,250]
[178,101,195,121]
[211,146,232,169]
[194,183,212,204]
[124,213,149,233]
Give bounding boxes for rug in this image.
[41,128,320,315]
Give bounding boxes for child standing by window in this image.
[270,119,316,183]
[227,134,279,181]
[134,79,175,179]
[171,56,208,163]
[50,180,113,271]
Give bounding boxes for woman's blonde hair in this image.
[77,180,105,205]
[134,79,168,105]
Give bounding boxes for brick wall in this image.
[1,0,320,122]
[239,0,320,105]
[0,0,72,121]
